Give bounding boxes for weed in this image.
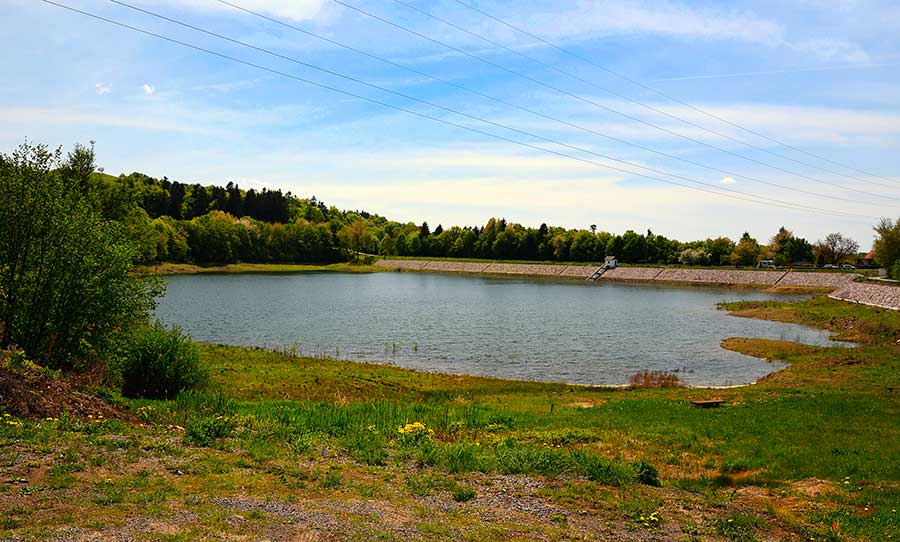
[713,512,764,542]
[452,486,476,502]
[322,470,343,489]
[184,415,233,447]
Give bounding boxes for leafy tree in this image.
[817,232,860,265]
[678,248,708,266]
[0,141,160,369]
[337,219,375,261]
[569,231,596,262]
[731,232,760,267]
[620,230,647,263]
[777,237,814,266]
[874,218,900,277]
[704,237,735,266]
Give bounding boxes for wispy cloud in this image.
[153,0,329,22]
[142,83,156,95]
[95,83,111,95]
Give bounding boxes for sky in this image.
[3,0,900,247]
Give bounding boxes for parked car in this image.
[842,264,856,270]
[823,264,838,269]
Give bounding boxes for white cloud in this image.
[721,176,737,185]
[142,84,156,95]
[788,38,870,63]
[154,0,327,22]
[95,83,111,95]
[516,1,784,46]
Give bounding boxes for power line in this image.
[330,0,900,201]
[208,0,892,210]
[98,0,883,218]
[448,0,900,187]
[36,0,877,221]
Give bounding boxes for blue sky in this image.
[3,0,900,247]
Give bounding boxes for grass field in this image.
[0,297,898,540]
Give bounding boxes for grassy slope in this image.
[1,298,899,541]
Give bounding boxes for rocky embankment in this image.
[375,259,864,292]
[830,281,900,310]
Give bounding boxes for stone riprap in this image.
[775,271,859,289]
[483,263,566,276]
[376,259,857,291]
[374,259,428,270]
[599,267,665,281]
[558,265,602,278]
[829,282,900,310]
[421,261,491,273]
[655,268,786,286]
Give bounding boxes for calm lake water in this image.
[155,272,844,387]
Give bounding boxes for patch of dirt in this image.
[792,478,838,498]
[0,366,130,421]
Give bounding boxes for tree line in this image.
[97,170,870,269]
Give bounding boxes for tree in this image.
[569,231,596,262]
[769,226,793,256]
[337,219,374,262]
[873,218,900,277]
[678,248,708,266]
[731,232,760,267]
[817,233,860,265]
[704,237,735,266]
[778,237,814,266]
[0,141,160,369]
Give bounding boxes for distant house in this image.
[604,256,618,269]
[857,250,877,268]
[757,259,776,269]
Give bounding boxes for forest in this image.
[96,170,866,269]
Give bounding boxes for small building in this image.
[857,250,877,268]
[604,256,618,269]
[757,259,776,269]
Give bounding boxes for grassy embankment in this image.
[1,297,899,540]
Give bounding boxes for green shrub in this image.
[892,260,900,280]
[342,430,388,466]
[571,452,638,486]
[120,321,207,399]
[633,461,661,486]
[452,486,476,502]
[184,415,233,447]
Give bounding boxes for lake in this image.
[154,271,844,387]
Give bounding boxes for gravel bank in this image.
[375,259,428,270]
[829,282,900,310]
[483,263,565,276]
[656,268,786,286]
[375,259,859,291]
[559,265,602,278]
[422,261,491,273]
[600,267,665,281]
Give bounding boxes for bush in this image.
[184,415,233,447]
[891,260,900,280]
[452,486,476,502]
[119,321,207,399]
[0,141,161,369]
[628,370,685,388]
